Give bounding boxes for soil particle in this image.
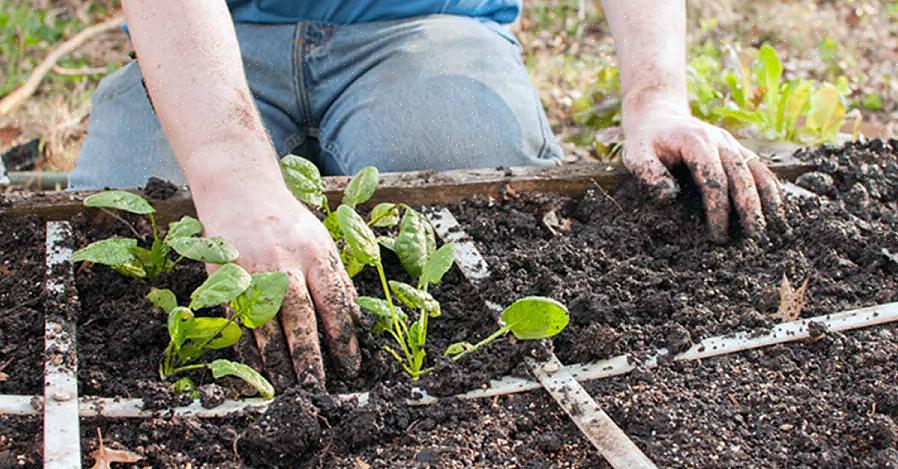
[0,416,41,469]
[199,383,227,408]
[663,323,692,354]
[238,389,322,467]
[142,177,179,200]
[537,431,563,453]
[807,320,828,339]
[796,171,837,196]
[0,216,45,395]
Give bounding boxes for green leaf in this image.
[340,244,365,278]
[167,236,239,264]
[167,306,195,349]
[209,359,274,399]
[420,244,455,288]
[337,205,380,266]
[394,208,433,279]
[804,84,846,143]
[408,322,425,350]
[233,272,289,328]
[83,190,155,215]
[377,236,396,251]
[777,79,812,137]
[342,166,379,208]
[357,296,406,334]
[389,281,440,317]
[444,341,474,358]
[185,317,242,349]
[369,203,401,227]
[500,297,570,340]
[172,376,197,395]
[323,211,341,240]
[71,237,138,266]
[712,107,764,125]
[280,154,326,209]
[757,44,782,103]
[164,216,203,244]
[190,263,252,310]
[147,288,178,314]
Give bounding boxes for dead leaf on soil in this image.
[542,209,573,236]
[773,274,809,322]
[89,428,143,469]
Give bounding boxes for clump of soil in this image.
[587,323,898,467]
[453,139,898,364]
[0,416,41,469]
[0,215,45,395]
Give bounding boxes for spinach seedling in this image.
[444,297,569,361]
[147,264,288,398]
[72,191,238,280]
[338,202,455,379]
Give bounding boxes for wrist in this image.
[621,83,689,116]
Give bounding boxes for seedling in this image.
[147,264,288,398]
[72,191,238,279]
[444,297,570,361]
[713,43,847,143]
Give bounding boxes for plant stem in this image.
[451,324,512,362]
[376,262,412,365]
[171,363,209,375]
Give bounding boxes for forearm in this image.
[602,0,689,114]
[122,0,285,211]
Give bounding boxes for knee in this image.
[323,75,561,174]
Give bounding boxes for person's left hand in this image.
[620,97,787,243]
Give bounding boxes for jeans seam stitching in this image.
[319,139,350,175]
[292,23,314,132]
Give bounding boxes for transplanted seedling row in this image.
[282,155,570,380]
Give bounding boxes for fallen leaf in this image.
[773,274,809,322]
[89,428,143,469]
[354,458,371,469]
[542,210,573,236]
[0,265,10,276]
[0,371,8,382]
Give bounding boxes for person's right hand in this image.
[194,185,360,390]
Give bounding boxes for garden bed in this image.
[1,143,897,467]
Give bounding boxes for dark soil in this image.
[587,323,898,468]
[453,139,898,365]
[80,384,599,468]
[0,416,41,469]
[0,216,45,395]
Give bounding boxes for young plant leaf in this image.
[337,205,380,265]
[209,359,274,399]
[388,280,440,317]
[167,236,239,264]
[189,263,252,310]
[280,154,327,209]
[394,208,433,278]
[443,341,474,358]
[340,244,365,278]
[342,166,379,208]
[369,203,401,227]
[757,44,783,105]
[71,238,138,266]
[357,296,407,322]
[804,84,845,142]
[185,317,242,349]
[147,288,178,314]
[172,376,197,395]
[83,190,155,215]
[420,243,455,288]
[164,216,202,244]
[500,297,570,340]
[377,236,396,251]
[167,306,195,350]
[233,272,289,328]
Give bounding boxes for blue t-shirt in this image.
[226,1,521,25]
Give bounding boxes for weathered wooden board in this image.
[0,156,814,221]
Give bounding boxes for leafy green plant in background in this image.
[712,43,848,144]
[147,265,288,399]
[72,191,238,280]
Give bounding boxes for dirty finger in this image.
[681,138,730,243]
[307,250,361,378]
[279,268,326,389]
[622,140,680,202]
[719,145,765,238]
[743,148,789,234]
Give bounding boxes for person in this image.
[70,0,785,388]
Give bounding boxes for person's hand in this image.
[194,185,360,390]
[621,97,786,242]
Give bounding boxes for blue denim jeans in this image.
[69,15,562,190]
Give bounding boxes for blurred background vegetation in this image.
[1,0,897,172]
